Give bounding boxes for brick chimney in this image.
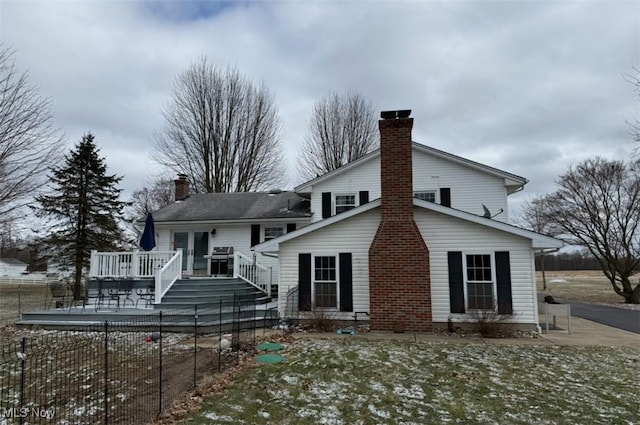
[174,174,190,201]
[368,110,432,332]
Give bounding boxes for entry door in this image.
[192,231,209,275]
[173,231,210,275]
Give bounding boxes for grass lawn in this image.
[181,337,639,425]
[0,282,48,326]
[536,270,633,305]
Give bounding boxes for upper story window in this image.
[465,254,494,310]
[264,226,284,241]
[335,194,356,214]
[414,190,436,203]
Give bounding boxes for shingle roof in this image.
[152,191,311,222]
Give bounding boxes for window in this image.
[335,194,356,214]
[263,226,284,241]
[466,254,494,310]
[314,256,337,308]
[414,191,436,203]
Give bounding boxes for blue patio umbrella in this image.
[139,213,156,251]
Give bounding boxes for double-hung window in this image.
[264,226,284,242]
[413,190,436,203]
[465,254,494,310]
[314,256,337,308]
[335,194,356,214]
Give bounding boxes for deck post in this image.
[132,250,140,279]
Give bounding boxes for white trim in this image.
[463,252,497,311]
[254,197,563,253]
[295,141,528,192]
[312,253,340,309]
[335,193,356,215]
[154,217,310,226]
[255,200,381,252]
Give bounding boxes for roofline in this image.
[254,200,382,252]
[152,217,312,226]
[294,141,528,192]
[412,199,563,249]
[255,198,562,253]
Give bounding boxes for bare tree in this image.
[128,176,174,219]
[298,91,378,182]
[518,195,559,290]
[0,45,63,221]
[542,157,640,304]
[153,59,285,193]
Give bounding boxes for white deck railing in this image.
[89,250,176,279]
[155,250,182,304]
[234,252,272,297]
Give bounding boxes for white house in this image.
[112,108,560,332]
[0,258,28,276]
[254,109,562,332]
[151,185,312,286]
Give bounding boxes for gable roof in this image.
[0,258,27,266]
[295,141,528,193]
[254,198,562,253]
[152,191,311,223]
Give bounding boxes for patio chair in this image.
[135,284,155,308]
[46,281,70,310]
[115,280,134,308]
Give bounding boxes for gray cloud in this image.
[2,0,638,220]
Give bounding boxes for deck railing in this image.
[155,250,182,304]
[234,252,272,297]
[89,250,176,279]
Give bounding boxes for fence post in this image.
[19,337,26,425]
[159,310,163,415]
[218,298,222,372]
[104,321,109,425]
[193,305,198,388]
[18,285,21,316]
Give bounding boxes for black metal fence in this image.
[0,295,257,424]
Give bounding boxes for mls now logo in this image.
[1,407,55,419]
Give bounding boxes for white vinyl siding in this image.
[307,148,511,223]
[277,209,380,319]
[156,221,310,287]
[414,207,536,325]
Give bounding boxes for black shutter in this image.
[359,191,369,206]
[448,251,465,313]
[495,251,513,314]
[250,224,260,247]
[322,192,331,218]
[299,253,312,311]
[286,223,297,233]
[440,188,451,208]
[339,253,353,312]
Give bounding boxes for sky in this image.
[1,0,639,221]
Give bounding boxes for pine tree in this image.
[34,133,126,297]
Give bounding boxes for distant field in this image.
[536,270,628,304]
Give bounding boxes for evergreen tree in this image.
[34,133,126,296]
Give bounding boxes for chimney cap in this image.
[176,174,188,180]
[380,110,412,120]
